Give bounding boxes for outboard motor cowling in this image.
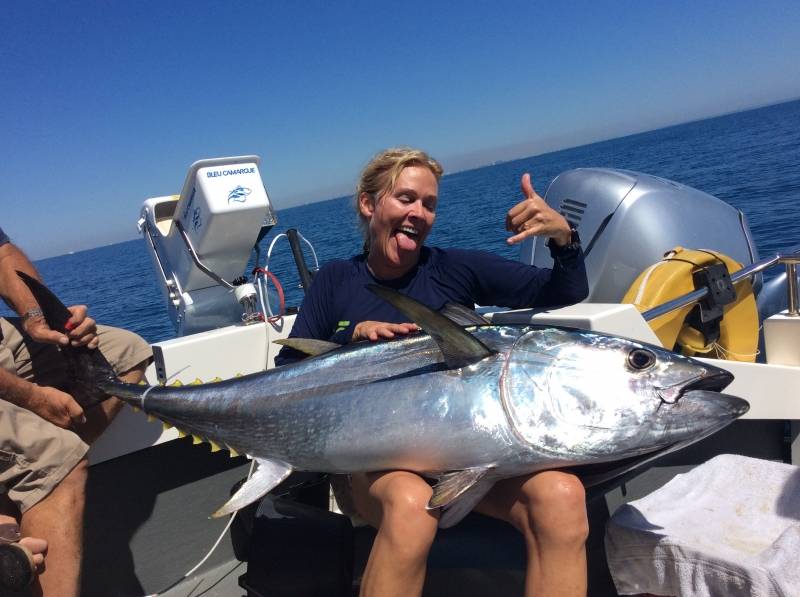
[520,169,759,302]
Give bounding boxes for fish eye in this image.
[627,348,656,371]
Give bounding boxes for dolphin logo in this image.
[228,186,252,203]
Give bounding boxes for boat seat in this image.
[151,195,180,237]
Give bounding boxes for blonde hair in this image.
[354,147,444,242]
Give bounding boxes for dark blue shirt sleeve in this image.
[441,244,588,309]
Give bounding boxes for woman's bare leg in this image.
[351,471,439,597]
[477,470,589,597]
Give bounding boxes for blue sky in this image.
[2,0,799,258]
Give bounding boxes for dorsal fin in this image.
[273,337,340,356]
[367,284,493,369]
[440,302,490,326]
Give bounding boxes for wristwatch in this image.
[547,224,581,252]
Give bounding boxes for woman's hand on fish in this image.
[505,173,571,246]
[23,304,99,348]
[352,321,420,342]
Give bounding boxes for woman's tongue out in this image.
[394,227,419,252]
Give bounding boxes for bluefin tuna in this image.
[21,273,748,527]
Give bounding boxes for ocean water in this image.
[7,99,800,344]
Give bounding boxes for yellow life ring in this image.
[622,247,759,362]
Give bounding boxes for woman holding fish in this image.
[277,147,589,597]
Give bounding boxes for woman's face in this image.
[359,165,438,277]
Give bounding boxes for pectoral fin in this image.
[428,466,497,528]
[211,457,293,518]
[367,285,493,369]
[273,338,340,356]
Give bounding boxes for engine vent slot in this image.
[559,198,587,224]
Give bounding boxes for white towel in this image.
[605,454,800,597]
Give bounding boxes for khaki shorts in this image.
[0,318,151,512]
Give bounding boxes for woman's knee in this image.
[518,473,589,543]
[373,474,438,554]
[377,475,437,525]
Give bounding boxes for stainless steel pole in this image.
[642,252,797,322]
[786,259,799,317]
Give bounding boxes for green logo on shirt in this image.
[335,320,350,333]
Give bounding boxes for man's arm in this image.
[0,239,41,317]
[0,367,86,428]
[0,237,87,427]
[0,241,98,348]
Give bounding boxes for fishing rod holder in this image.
[233,278,262,324]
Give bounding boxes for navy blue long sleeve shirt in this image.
[275,244,587,366]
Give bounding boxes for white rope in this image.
[143,459,256,596]
[139,383,157,410]
[256,230,320,319]
[710,341,760,360]
[258,233,288,318]
[140,366,190,409]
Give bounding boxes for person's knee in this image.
[376,476,438,557]
[118,361,147,384]
[22,459,88,529]
[54,459,89,502]
[519,474,588,545]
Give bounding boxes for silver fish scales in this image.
[108,319,747,526]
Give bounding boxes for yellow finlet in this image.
[192,435,203,445]
[212,377,223,383]
[177,429,187,438]
[191,378,203,385]
[228,447,240,457]
[146,414,156,423]
[209,441,222,452]
[170,380,184,387]
[162,421,173,430]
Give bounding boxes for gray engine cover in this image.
[520,169,759,302]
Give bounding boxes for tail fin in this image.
[16,271,126,408]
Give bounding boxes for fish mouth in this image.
[576,388,749,489]
[656,369,734,404]
[681,390,750,418]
